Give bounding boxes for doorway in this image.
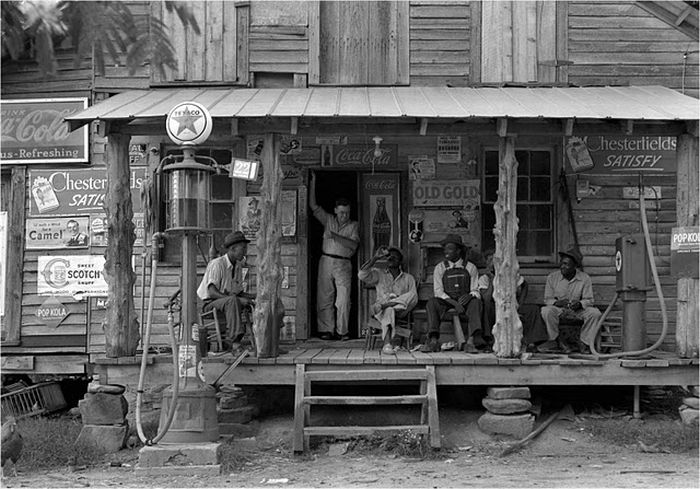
[308,171,359,338]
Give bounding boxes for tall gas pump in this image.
[155,101,219,445]
[614,234,651,352]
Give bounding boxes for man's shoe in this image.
[557,340,572,354]
[472,332,487,350]
[463,342,478,354]
[339,333,351,341]
[578,341,591,354]
[420,337,441,353]
[381,343,396,355]
[319,332,333,341]
[536,340,560,354]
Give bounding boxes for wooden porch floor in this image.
[94,339,699,387]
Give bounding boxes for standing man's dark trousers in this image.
[426,296,482,339]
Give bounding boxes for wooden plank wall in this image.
[567,1,700,98]
[409,0,471,87]
[249,1,309,76]
[0,50,92,99]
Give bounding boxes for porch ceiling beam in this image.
[497,118,508,137]
[111,119,688,137]
[563,119,574,137]
[291,117,298,136]
[624,120,634,135]
[420,118,428,136]
[231,118,239,136]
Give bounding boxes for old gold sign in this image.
[412,180,480,207]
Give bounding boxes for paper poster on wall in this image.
[437,136,461,164]
[37,255,108,297]
[281,190,297,237]
[422,209,481,250]
[88,213,144,250]
[0,211,6,316]
[26,216,90,249]
[281,316,296,342]
[408,155,435,180]
[280,135,302,155]
[247,136,264,161]
[239,196,262,240]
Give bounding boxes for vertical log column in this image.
[252,133,284,358]
[103,131,139,357]
[675,130,699,358]
[492,136,522,357]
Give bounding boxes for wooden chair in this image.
[364,313,414,351]
[199,308,225,352]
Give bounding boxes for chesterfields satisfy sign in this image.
[1,98,89,164]
[565,135,676,174]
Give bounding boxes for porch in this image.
[94,340,699,388]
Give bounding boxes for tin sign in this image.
[28,167,147,216]
[671,226,699,279]
[166,101,212,146]
[37,255,107,297]
[565,136,676,174]
[412,179,480,207]
[1,98,89,164]
[35,297,69,328]
[26,216,90,249]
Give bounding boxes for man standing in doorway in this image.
[309,172,360,340]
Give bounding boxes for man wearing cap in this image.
[197,231,255,349]
[539,248,601,354]
[423,234,484,353]
[309,172,360,341]
[359,246,418,354]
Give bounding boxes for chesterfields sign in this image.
[1,98,88,164]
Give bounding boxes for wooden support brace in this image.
[497,118,508,137]
[675,6,693,25]
[687,121,699,137]
[231,118,239,137]
[291,117,298,136]
[93,120,110,138]
[624,120,634,135]
[563,119,574,137]
[420,118,428,136]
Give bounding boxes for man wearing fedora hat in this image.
[197,231,256,350]
[422,234,484,353]
[539,247,601,354]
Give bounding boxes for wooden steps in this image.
[293,365,441,453]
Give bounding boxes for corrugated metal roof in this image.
[66,86,699,125]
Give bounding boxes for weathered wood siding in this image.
[149,1,249,85]
[249,2,309,77]
[409,1,471,87]
[0,50,92,99]
[568,1,700,98]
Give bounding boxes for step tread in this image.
[304,395,428,405]
[304,425,430,435]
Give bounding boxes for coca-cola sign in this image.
[1,98,88,164]
[332,144,397,168]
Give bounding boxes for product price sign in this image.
[37,255,108,297]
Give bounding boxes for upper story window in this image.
[312,1,409,85]
[482,149,555,261]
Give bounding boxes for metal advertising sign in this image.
[412,179,480,207]
[165,101,212,146]
[28,167,147,216]
[1,98,89,164]
[362,173,400,257]
[88,213,144,249]
[37,255,108,297]
[565,136,677,174]
[330,145,398,169]
[35,297,69,328]
[671,226,699,279]
[26,216,90,249]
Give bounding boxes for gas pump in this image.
[615,234,651,352]
[135,102,220,446]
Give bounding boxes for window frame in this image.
[481,146,557,264]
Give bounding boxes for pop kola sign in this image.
[37,255,107,297]
[35,297,69,328]
[565,136,676,174]
[1,98,89,163]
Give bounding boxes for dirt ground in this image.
[2,408,698,489]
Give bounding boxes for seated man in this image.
[197,231,256,350]
[478,250,548,351]
[422,234,484,353]
[539,248,602,354]
[358,246,418,355]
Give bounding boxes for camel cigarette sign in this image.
[1,98,88,164]
[37,255,107,297]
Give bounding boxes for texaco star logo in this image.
[166,101,212,146]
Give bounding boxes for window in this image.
[482,149,555,260]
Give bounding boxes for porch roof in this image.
[66,86,699,129]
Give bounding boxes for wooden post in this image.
[675,131,699,358]
[2,166,27,345]
[492,136,522,357]
[103,132,139,357]
[252,133,284,358]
